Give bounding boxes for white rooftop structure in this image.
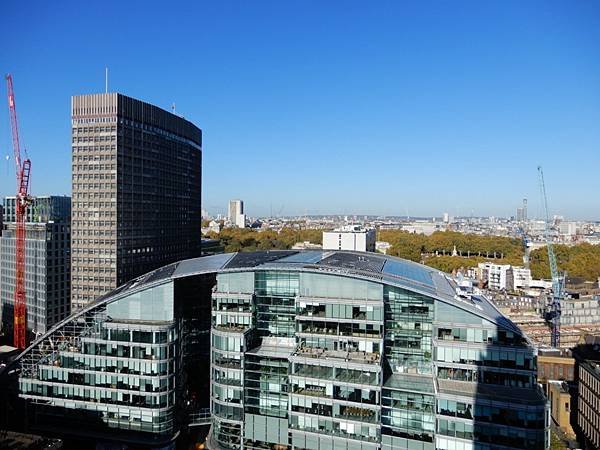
[323,225,376,252]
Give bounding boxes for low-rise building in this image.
[559,222,577,239]
[478,262,513,291]
[202,220,222,235]
[512,267,532,290]
[560,296,600,326]
[322,225,376,252]
[547,381,575,438]
[538,353,575,383]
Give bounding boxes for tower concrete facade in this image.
[70,93,202,310]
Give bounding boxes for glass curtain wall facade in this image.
[15,269,214,448]
[210,266,549,450]
[12,251,549,450]
[18,282,179,444]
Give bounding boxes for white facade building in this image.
[323,225,376,252]
[228,199,246,228]
[228,199,244,221]
[235,213,246,228]
[559,221,577,237]
[401,222,441,236]
[478,262,513,291]
[512,267,532,290]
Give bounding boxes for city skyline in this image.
[1,1,599,220]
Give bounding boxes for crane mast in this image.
[6,74,32,349]
[537,166,562,348]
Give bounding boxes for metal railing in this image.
[189,408,212,426]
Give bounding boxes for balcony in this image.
[293,385,328,398]
[298,325,381,340]
[213,357,242,370]
[295,346,381,365]
[213,324,249,333]
[335,406,378,424]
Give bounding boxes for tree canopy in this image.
[379,230,524,266]
[529,243,600,281]
[206,227,323,253]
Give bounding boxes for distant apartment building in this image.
[512,267,532,290]
[228,199,243,220]
[577,359,600,449]
[201,219,222,235]
[401,222,441,236]
[323,225,376,252]
[0,196,71,339]
[70,93,202,310]
[478,262,513,291]
[516,208,525,222]
[516,199,527,222]
[236,214,246,228]
[559,221,577,238]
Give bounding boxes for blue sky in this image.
[1,1,599,219]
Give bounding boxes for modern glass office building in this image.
[1,195,71,340]
[11,251,549,449]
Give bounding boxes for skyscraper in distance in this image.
[70,93,202,310]
[229,199,246,228]
[229,199,243,221]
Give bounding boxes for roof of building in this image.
[0,345,18,354]
[18,250,525,361]
[172,251,521,335]
[580,359,600,380]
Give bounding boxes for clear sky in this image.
[1,1,599,219]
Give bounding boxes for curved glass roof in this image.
[68,250,523,337]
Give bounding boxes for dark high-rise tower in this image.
[71,93,202,310]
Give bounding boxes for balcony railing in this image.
[295,346,380,364]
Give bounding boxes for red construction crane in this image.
[6,74,32,349]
